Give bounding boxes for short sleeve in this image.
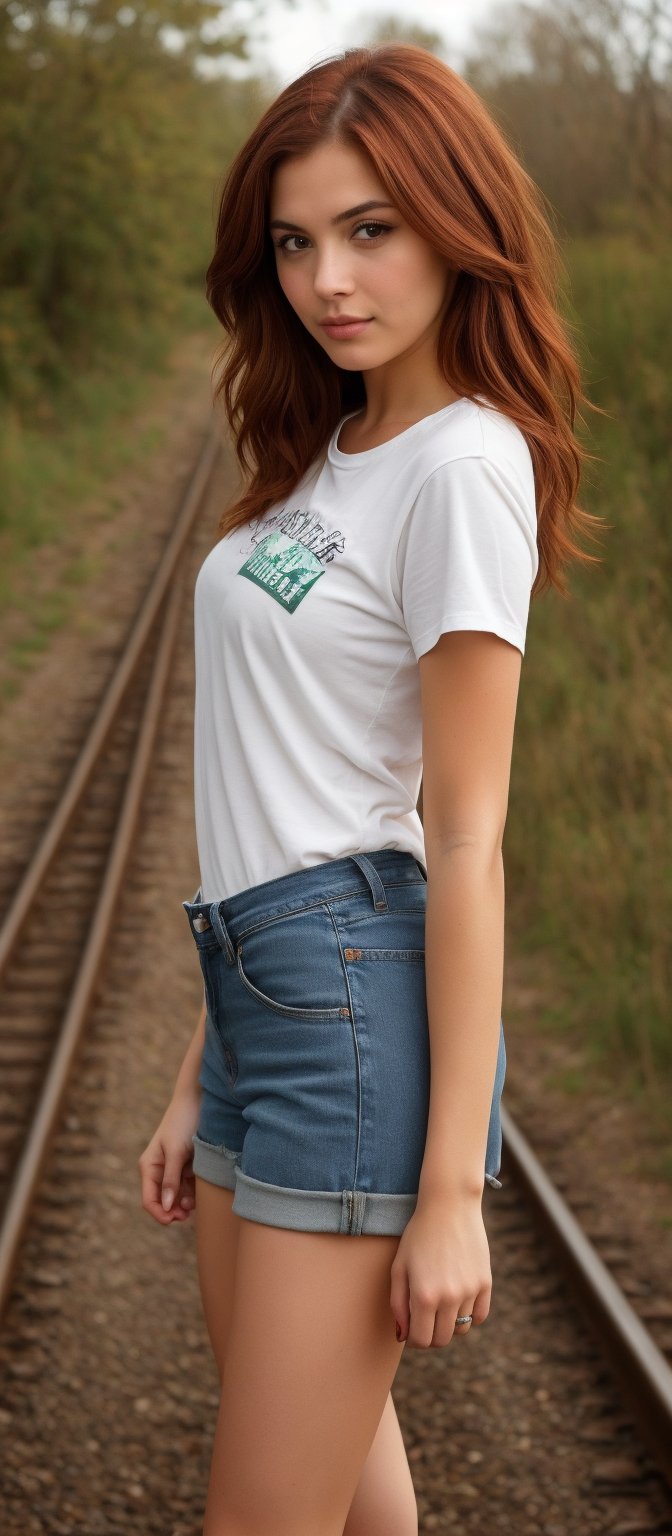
[396,454,539,660]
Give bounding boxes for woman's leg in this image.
[195,1178,242,1378]
[341,1390,417,1536]
[194,1180,417,1536]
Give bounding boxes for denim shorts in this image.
[182,849,505,1237]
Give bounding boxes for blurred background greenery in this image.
[1,0,670,1148]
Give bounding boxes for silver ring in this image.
[455,1314,473,1326]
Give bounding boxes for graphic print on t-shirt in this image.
[237,530,324,613]
[236,504,346,614]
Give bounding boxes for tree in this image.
[0,0,288,401]
[464,0,672,233]
[361,12,446,56]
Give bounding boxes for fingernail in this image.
[162,1189,174,1211]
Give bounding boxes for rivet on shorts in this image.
[344,947,362,961]
[339,1007,350,1017]
[374,901,386,910]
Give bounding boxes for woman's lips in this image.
[320,319,372,339]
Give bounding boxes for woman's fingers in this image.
[178,1163,196,1210]
[391,1268,488,1349]
[138,1144,167,1220]
[139,1141,192,1224]
[389,1266,410,1342]
[432,1297,478,1348]
[403,1295,477,1349]
[406,1291,442,1350]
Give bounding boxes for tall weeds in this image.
[506,232,672,1127]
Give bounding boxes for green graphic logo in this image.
[237,530,324,612]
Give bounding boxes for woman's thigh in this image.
[203,1217,405,1536]
[196,1179,416,1536]
[342,1389,418,1536]
[195,1176,241,1379]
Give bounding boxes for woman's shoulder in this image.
[416,396,535,508]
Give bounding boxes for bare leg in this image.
[194,1178,417,1536]
[341,1388,418,1536]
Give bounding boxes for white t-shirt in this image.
[193,395,539,901]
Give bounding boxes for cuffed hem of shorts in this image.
[192,1133,239,1190]
[192,1133,503,1222]
[233,1169,420,1235]
[192,1136,417,1234]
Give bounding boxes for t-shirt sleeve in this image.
[396,453,539,660]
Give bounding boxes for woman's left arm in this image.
[390,626,523,1349]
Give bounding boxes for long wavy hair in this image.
[206,43,606,597]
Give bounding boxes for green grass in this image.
[1,238,670,1162]
[0,287,218,702]
[0,286,214,588]
[506,230,672,1155]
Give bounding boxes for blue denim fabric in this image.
[182,849,505,1236]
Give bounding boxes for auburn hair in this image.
[205,43,607,597]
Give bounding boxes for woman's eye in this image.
[353,221,391,240]
[274,221,392,253]
[276,234,310,253]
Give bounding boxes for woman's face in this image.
[269,138,454,371]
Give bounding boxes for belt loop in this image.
[208,901,237,964]
[349,853,388,912]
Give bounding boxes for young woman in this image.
[139,43,600,1536]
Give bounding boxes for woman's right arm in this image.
[172,994,207,1099]
[138,995,207,1225]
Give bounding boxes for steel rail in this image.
[2,421,671,1506]
[500,1102,672,1487]
[0,421,221,1316]
[0,573,186,1315]
[0,423,220,984]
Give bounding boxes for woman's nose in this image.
[311,247,356,298]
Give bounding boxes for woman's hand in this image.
[138,1088,201,1225]
[389,1191,492,1348]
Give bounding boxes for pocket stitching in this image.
[235,944,349,1020]
[343,947,425,962]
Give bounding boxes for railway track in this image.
[0,425,671,1532]
[500,1107,672,1485]
[0,424,220,1315]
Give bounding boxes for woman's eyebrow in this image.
[269,200,395,232]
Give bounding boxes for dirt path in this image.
[1,457,670,1535]
[0,355,670,1531]
[0,327,229,789]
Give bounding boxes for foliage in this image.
[1,0,669,1120]
[505,232,672,1110]
[0,0,277,409]
[464,0,672,235]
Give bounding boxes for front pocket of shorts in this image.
[235,906,350,1020]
